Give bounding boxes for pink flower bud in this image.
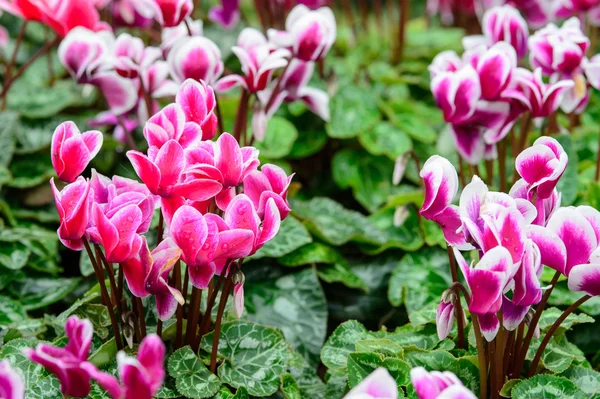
[58,27,112,84]
[436,290,456,340]
[419,155,459,220]
[0,360,24,399]
[113,33,161,79]
[343,368,398,399]
[143,103,202,149]
[243,164,293,220]
[153,0,193,27]
[167,36,224,85]
[175,79,219,140]
[410,367,476,399]
[51,122,103,183]
[482,5,529,59]
[50,177,93,251]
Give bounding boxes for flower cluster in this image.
[50,79,292,320]
[421,136,600,341]
[429,4,600,164]
[24,315,165,399]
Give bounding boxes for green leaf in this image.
[317,262,369,293]
[168,346,221,399]
[447,358,480,396]
[511,375,585,399]
[325,368,349,399]
[500,379,521,398]
[526,333,585,374]
[0,295,27,326]
[200,321,288,397]
[7,152,54,189]
[80,252,95,277]
[321,320,372,370]
[0,165,11,189]
[0,111,19,166]
[359,122,412,160]
[250,216,312,260]
[288,128,328,159]
[388,250,451,312]
[538,308,594,331]
[327,86,380,139]
[355,339,404,357]
[391,113,437,144]
[279,242,343,267]
[288,351,326,399]
[0,242,30,270]
[281,373,302,399]
[245,268,327,366]
[555,134,579,205]
[403,349,456,370]
[253,117,298,159]
[560,366,600,397]
[10,277,81,311]
[387,325,441,350]
[292,197,386,247]
[347,352,412,388]
[360,207,424,254]
[0,338,61,398]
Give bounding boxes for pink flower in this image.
[482,5,529,59]
[208,0,240,29]
[106,0,156,28]
[90,169,154,205]
[343,368,398,399]
[268,4,336,62]
[50,176,93,250]
[113,33,162,79]
[243,164,293,220]
[175,79,219,140]
[420,155,459,220]
[143,103,202,150]
[170,205,254,288]
[223,194,281,255]
[556,0,600,19]
[436,290,458,340]
[25,316,96,398]
[476,40,516,100]
[137,61,180,121]
[215,28,291,93]
[122,237,184,320]
[152,0,192,27]
[127,139,223,200]
[58,27,112,84]
[88,202,143,263]
[51,122,103,183]
[510,179,561,226]
[515,136,568,199]
[91,334,166,399]
[0,360,24,399]
[92,71,139,116]
[429,50,462,79]
[167,36,224,85]
[411,367,476,399]
[161,18,203,55]
[528,18,589,77]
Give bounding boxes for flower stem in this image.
[175,260,183,348]
[94,245,120,312]
[210,274,233,373]
[457,154,467,187]
[185,286,202,345]
[157,211,164,242]
[233,90,250,144]
[4,21,28,84]
[517,113,532,157]
[512,270,561,376]
[595,126,600,182]
[528,295,591,377]
[447,246,465,349]
[214,92,225,136]
[498,139,507,192]
[265,60,291,113]
[392,0,409,65]
[83,238,123,350]
[471,315,488,399]
[135,297,146,337]
[139,76,154,122]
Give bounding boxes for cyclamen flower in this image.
[138,61,180,121]
[122,237,183,320]
[429,50,462,79]
[482,5,529,59]
[0,360,24,399]
[436,289,459,340]
[152,0,193,27]
[105,0,156,28]
[208,0,240,29]
[215,28,291,93]
[343,368,398,399]
[89,334,166,399]
[175,79,219,140]
[88,203,143,263]
[113,33,162,79]
[244,164,293,220]
[510,179,561,226]
[51,121,103,183]
[426,0,476,25]
[268,4,336,62]
[143,103,202,149]
[50,177,93,250]
[167,36,224,85]
[556,0,600,19]
[411,367,476,399]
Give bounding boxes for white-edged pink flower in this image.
[152,0,193,27]
[411,367,476,399]
[420,155,459,220]
[482,5,529,59]
[429,50,463,79]
[175,79,219,140]
[161,17,203,55]
[208,0,240,29]
[51,121,103,183]
[343,368,398,399]
[0,360,24,399]
[167,36,223,85]
[113,32,161,79]
[58,27,112,83]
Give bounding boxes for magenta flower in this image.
[208,0,240,29]
[50,176,93,250]
[482,5,529,59]
[106,0,156,28]
[88,202,143,263]
[268,4,336,62]
[168,36,224,86]
[175,79,219,141]
[58,27,112,84]
[410,367,476,399]
[429,50,462,79]
[25,316,96,398]
[343,368,398,399]
[51,121,103,183]
[556,0,600,19]
[436,290,459,340]
[143,103,202,150]
[122,237,183,320]
[0,360,24,399]
[90,334,166,399]
[515,136,568,199]
[152,0,193,27]
[215,28,291,93]
[95,186,155,237]
[161,18,203,55]
[90,169,154,205]
[127,139,223,200]
[170,205,254,288]
[113,33,161,79]
[137,61,180,121]
[510,179,561,226]
[476,43,517,101]
[420,155,459,220]
[243,164,293,220]
[233,280,244,318]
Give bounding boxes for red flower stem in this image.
[214,92,225,136]
[512,270,561,376]
[447,247,466,350]
[494,315,506,398]
[136,297,146,337]
[157,320,163,338]
[185,286,202,345]
[253,0,268,33]
[94,244,120,313]
[517,113,532,157]
[138,76,154,122]
[210,274,233,373]
[503,330,516,379]
[196,261,234,347]
[233,89,250,144]
[157,211,164,242]
[471,315,488,399]
[528,294,591,377]
[392,0,409,65]
[175,260,183,348]
[457,155,467,187]
[265,60,291,113]
[358,0,368,31]
[131,300,143,343]
[83,238,123,350]
[1,37,59,110]
[373,0,384,35]
[4,21,28,84]
[341,0,357,38]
